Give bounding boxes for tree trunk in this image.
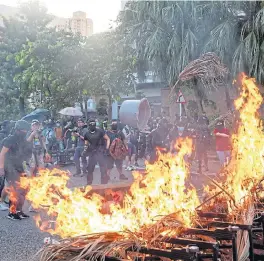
[84,97,88,121]
[19,96,25,117]
[108,95,112,121]
[193,78,204,114]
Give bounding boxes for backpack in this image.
[109,135,128,160]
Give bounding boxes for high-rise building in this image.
[49,11,93,37]
[0,5,93,37]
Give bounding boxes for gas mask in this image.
[89,122,96,133]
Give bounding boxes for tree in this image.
[14,29,87,112]
[84,31,135,119]
[0,0,52,117]
[117,1,264,113]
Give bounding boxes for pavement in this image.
[0,157,221,261]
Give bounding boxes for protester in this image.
[125,128,137,170]
[146,118,169,163]
[54,120,64,151]
[73,118,88,177]
[0,120,32,220]
[214,120,231,166]
[83,118,110,184]
[106,119,128,180]
[27,120,51,177]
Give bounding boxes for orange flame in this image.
[20,138,199,238]
[6,186,17,214]
[206,73,264,215]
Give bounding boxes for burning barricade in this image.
[19,74,264,261]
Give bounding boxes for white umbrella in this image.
[59,107,83,117]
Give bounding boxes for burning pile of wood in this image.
[27,74,264,261]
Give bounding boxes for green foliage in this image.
[118,1,264,113]
[0,1,134,120]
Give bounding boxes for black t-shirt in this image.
[2,134,32,170]
[84,128,105,151]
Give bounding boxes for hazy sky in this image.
[0,0,122,32]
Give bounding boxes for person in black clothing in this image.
[146,118,170,164]
[195,116,211,173]
[73,118,88,176]
[0,120,32,220]
[106,120,128,180]
[83,119,110,185]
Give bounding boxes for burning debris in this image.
[21,74,264,260]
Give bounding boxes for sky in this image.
[0,0,122,32]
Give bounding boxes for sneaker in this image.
[120,174,128,180]
[73,172,81,177]
[17,211,30,219]
[7,213,21,221]
[0,202,9,211]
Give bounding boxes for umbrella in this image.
[59,107,83,117]
[22,113,46,122]
[30,108,50,116]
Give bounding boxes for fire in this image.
[20,138,199,238]
[6,186,17,214]
[206,73,264,216]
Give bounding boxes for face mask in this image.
[89,124,96,132]
[111,124,118,131]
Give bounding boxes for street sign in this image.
[176,90,186,104]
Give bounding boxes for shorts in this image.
[128,142,136,156]
[107,156,123,170]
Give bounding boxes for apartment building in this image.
[50,11,93,37]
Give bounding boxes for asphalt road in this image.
[0,159,220,261]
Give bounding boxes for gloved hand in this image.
[0,168,4,177]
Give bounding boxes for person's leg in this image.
[80,147,88,175]
[73,147,82,175]
[96,151,108,184]
[0,178,8,211]
[204,148,209,171]
[130,145,136,167]
[86,152,96,185]
[106,156,114,179]
[224,151,231,165]
[115,159,128,180]
[216,151,225,166]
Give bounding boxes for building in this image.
[0,5,93,37]
[49,11,93,37]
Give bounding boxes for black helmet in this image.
[15,120,30,132]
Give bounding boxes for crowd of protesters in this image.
[0,112,231,221]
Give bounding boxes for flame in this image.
[206,73,264,215]
[6,186,17,213]
[20,138,199,238]
[229,74,264,203]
